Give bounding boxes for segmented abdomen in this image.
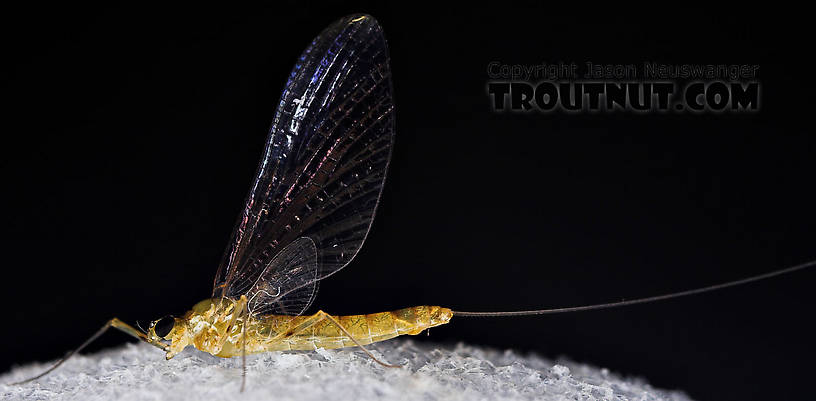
[261,305,453,351]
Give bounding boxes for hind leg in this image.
[275,310,400,368]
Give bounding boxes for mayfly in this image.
[11,14,815,391]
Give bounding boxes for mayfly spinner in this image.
[12,14,815,391]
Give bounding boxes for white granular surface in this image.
[1,340,692,401]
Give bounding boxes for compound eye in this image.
[154,316,175,338]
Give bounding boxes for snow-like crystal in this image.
[1,340,693,401]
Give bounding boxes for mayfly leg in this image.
[9,318,168,385]
[322,313,400,368]
[279,311,401,368]
[240,322,247,392]
[240,309,248,393]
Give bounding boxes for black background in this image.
[2,4,814,401]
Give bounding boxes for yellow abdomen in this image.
[266,305,453,351]
[213,305,453,357]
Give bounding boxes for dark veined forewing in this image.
[211,14,395,318]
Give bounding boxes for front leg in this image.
[9,318,168,385]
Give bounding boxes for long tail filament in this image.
[453,259,816,317]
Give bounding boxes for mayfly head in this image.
[148,316,176,340]
[147,315,189,359]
